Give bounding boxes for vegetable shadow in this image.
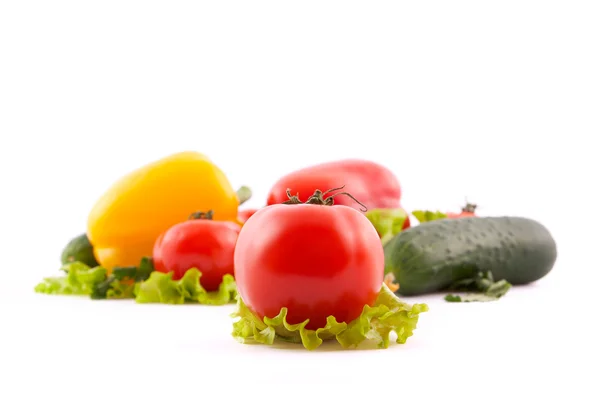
[256,335,407,353]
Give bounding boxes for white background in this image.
[1,1,599,399]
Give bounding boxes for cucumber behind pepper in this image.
[384,216,557,296]
[61,233,99,267]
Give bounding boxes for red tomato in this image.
[234,200,384,330]
[237,208,259,224]
[153,214,241,292]
[267,159,401,211]
[401,207,411,229]
[447,202,478,219]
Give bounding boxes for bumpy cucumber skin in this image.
[383,216,557,296]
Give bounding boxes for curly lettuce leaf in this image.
[35,262,107,296]
[231,284,428,350]
[412,210,447,223]
[91,276,116,299]
[103,279,136,299]
[445,293,499,302]
[364,208,408,245]
[90,277,137,299]
[90,257,154,299]
[445,271,511,302]
[112,256,154,282]
[134,268,237,305]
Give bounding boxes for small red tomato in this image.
[234,190,384,330]
[237,208,259,224]
[447,202,478,219]
[153,211,241,292]
[401,207,411,229]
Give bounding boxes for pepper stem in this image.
[189,210,214,220]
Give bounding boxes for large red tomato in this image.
[153,213,241,292]
[234,199,384,330]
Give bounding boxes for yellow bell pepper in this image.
[86,151,240,272]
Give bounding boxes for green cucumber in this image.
[384,216,557,296]
[60,233,99,267]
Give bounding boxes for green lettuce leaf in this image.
[231,283,428,351]
[412,210,447,223]
[91,276,116,299]
[35,262,107,296]
[90,257,155,299]
[90,277,137,299]
[444,271,511,302]
[365,208,408,245]
[445,293,500,302]
[134,268,237,305]
[106,280,136,299]
[112,256,154,282]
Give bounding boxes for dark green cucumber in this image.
[61,233,99,267]
[384,216,557,296]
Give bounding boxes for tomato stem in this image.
[188,210,214,220]
[282,185,368,212]
[462,199,477,214]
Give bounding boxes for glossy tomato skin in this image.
[153,219,241,292]
[234,204,384,330]
[266,159,401,211]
